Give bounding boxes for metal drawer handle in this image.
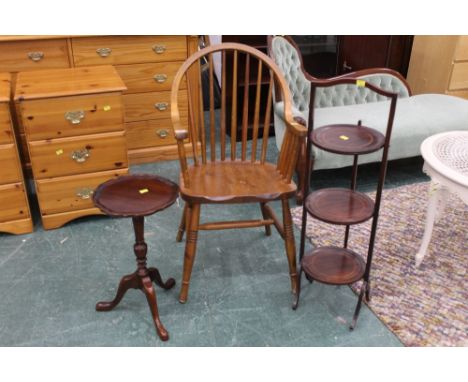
[153,74,168,83]
[65,110,85,125]
[156,129,169,138]
[154,102,168,111]
[96,47,112,57]
[28,51,44,62]
[71,148,90,163]
[152,45,166,54]
[76,187,94,200]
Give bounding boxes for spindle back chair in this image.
[171,43,307,305]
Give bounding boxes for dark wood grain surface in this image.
[311,124,385,155]
[93,174,179,217]
[301,246,366,285]
[305,188,375,225]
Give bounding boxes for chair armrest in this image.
[174,130,189,141]
[286,118,307,137]
[274,101,308,137]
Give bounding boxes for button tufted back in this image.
[271,36,311,113]
[270,36,410,110]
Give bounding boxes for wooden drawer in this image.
[29,131,128,179]
[123,89,188,122]
[115,61,186,94]
[0,144,22,184]
[449,62,468,91]
[72,36,187,66]
[445,89,468,99]
[454,36,468,61]
[126,119,178,150]
[0,182,29,222]
[36,169,127,215]
[19,93,125,141]
[0,103,13,144]
[0,39,70,72]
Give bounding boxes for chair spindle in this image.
[209,53,216,161]
[241,53,250,161]
[251,59,263,162]
[231,50,238,161]
[198,58,207,164]
[261,74,274,164]
[186,76,199,166]
[220,50,227,161]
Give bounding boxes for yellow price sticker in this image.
[356,79,366,87]
[139,188,149,194]
[56,149,64,155]
[103,105,112,112]
[339,135,349,141]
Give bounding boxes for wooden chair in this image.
[170,43,307,306]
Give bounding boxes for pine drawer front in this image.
[125,119,179,150]
[0,144,22,184]
[29,131,128,179]
[445,89,468,99]
[72,36,187,66]
[0,103,13,144]
[36,169,127,215]
[20,93,125,141]
[449,62,468,91]
[115,61,186,94]
[123,89,188,122]
[0,183,30,222]
[0,39,70,72]
[454,36,468,61]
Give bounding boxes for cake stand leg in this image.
[350,281,367,331]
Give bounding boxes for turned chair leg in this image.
[179,203,201,304]
[281,198,298,306]
[176,203,188,242]
[260,202,272,236]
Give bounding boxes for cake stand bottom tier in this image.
[301,246,366,285]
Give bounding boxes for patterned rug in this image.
[291,181,468,347]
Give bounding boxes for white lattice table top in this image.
[421,131,468,187]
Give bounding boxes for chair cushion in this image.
[179,161,297,203]
[275,94,468,170]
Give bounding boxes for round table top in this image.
[421,131,468,188]
[93,174,179,217]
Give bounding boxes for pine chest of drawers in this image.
[0,35,198,172]
[14,66,128,230]
[0,73,33,234]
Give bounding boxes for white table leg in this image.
[416,182,447,267]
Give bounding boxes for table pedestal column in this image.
[95,216,176,341]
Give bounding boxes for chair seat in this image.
[179,161,297,203]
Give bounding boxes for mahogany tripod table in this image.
[93,174,179,341]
